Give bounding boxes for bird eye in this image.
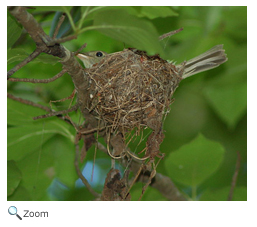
[96,51,103,57]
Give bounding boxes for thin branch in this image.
[228,151,241,201]
[74,135,101,198]
[47,35,77,46]
[33,103,79,120]
[8,94,76,126]
[79,126,106,135]
[74,43,88,56]
[159,27,184,40]
[7,49,41,78]
[53,14,66,39]
[7,93,51,112]
[8,69,67,83]
[50,88,75,108]
[125,164,144,198]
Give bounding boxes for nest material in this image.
[85,49,182,158]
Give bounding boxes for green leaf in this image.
[165,134,225,187]
[91,9,163,55]
[7,120,74,161]
[224,7,247,42]
[80,6,110,19]
[200,186,247,201]
[15,141,56,200]
[7,12,22,49]
[7,48,29,65]
[204,82,247,128]
[7,161,22,196]
[51,137,77,188]
[7,49,59,65]
[8,186,32,201]
[7,99,46,125]
[7,124,54,161]
[79,6,138,21]
[136,6,178,19]
[203,44,247,128]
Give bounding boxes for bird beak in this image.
[76,53,93,68]
[76,53,88,60]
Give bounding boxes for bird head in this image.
[77,51,107,68]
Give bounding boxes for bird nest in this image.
[84,48,182,159]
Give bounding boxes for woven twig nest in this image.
[84,48,182,159]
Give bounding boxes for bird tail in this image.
[179,45,228,79]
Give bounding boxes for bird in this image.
[76,45,227,79]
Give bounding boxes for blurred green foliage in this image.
[7,6,247,201]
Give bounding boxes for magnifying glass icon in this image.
[8,206,22,220]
